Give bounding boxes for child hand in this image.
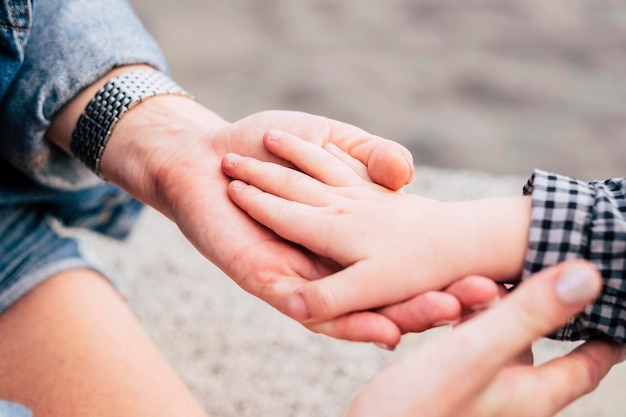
[222,129,530,323]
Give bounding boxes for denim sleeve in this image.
[0,0,32,102]
[0,0,168,190]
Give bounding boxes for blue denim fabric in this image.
[0,181,138,314]
[0,400,32,417]
[0,0,167,190]
[0,0,163,297]
[0,0,166,410]
[0,0,164,236]
[0,0,167,267]
[0,0,31,103]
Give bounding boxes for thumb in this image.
[452,261,603,379]
[326,119,414,190]
[366,139,415,190]
[343,262,602,417]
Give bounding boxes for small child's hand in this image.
[221,129,530,323]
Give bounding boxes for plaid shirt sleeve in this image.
[523,169,626,343]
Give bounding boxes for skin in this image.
[0,270,209,417]
[0,66,501,414]
[0,270,498,415]
[45,65,497,347]
[3,68,618,417]
[2,260,616,416]
[222,129,532,322]
[345,262,625,417]
[221,136,625,414]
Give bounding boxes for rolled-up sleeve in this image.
[0,0,168,190]
[523,169,626,343]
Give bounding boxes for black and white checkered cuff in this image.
[522,169,626,342]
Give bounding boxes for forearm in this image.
[101,90,228,212]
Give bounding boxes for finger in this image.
[219,227,402,345]
[290,261,495,323]
[504,338,624,416]
[264,129,367,187]
[347,264,601,417]
[326,119,415,190]
[222,229,331,299]
[444,276,503,326]
[447,261,602,384]
[305,312,402,349]
[324,143,371,182]
[287,261,411,321]
[352,261,604,415]
[367,139,415,191]
[377,291,462,334]
[445,275,501,312]
[227,180,336,257]
[222,152,333,207]
[538,339,625,410]
[379,278,500,334]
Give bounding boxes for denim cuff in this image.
[0,0,168,190]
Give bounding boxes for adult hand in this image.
[345,261,625,417]
[97,93,470,346]
[222,129,530,322]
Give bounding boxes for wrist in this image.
[71,69,194,178]
[49,65,229,213]
[458,196,531,283]
[101,94,228,213]
[47,65,152,154]
[49,65,229,215]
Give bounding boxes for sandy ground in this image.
[97,2,626,416]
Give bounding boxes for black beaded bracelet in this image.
[70,69,192,179]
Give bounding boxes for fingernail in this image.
[404,155,415,184]
[267,128,287,143]
[373,342,394,351]
[556,266,598,305]
[223,153,242,166]
[229,180,247,191]
[288,294,310,321]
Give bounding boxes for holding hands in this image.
[50,67,502,346]
[64,85,492,346]
[222,136,624,415]
[221,128,530,325]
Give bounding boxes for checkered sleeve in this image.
[523,169,626,342]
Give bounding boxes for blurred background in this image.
[121,3,626,415]
[130,0,626,181]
